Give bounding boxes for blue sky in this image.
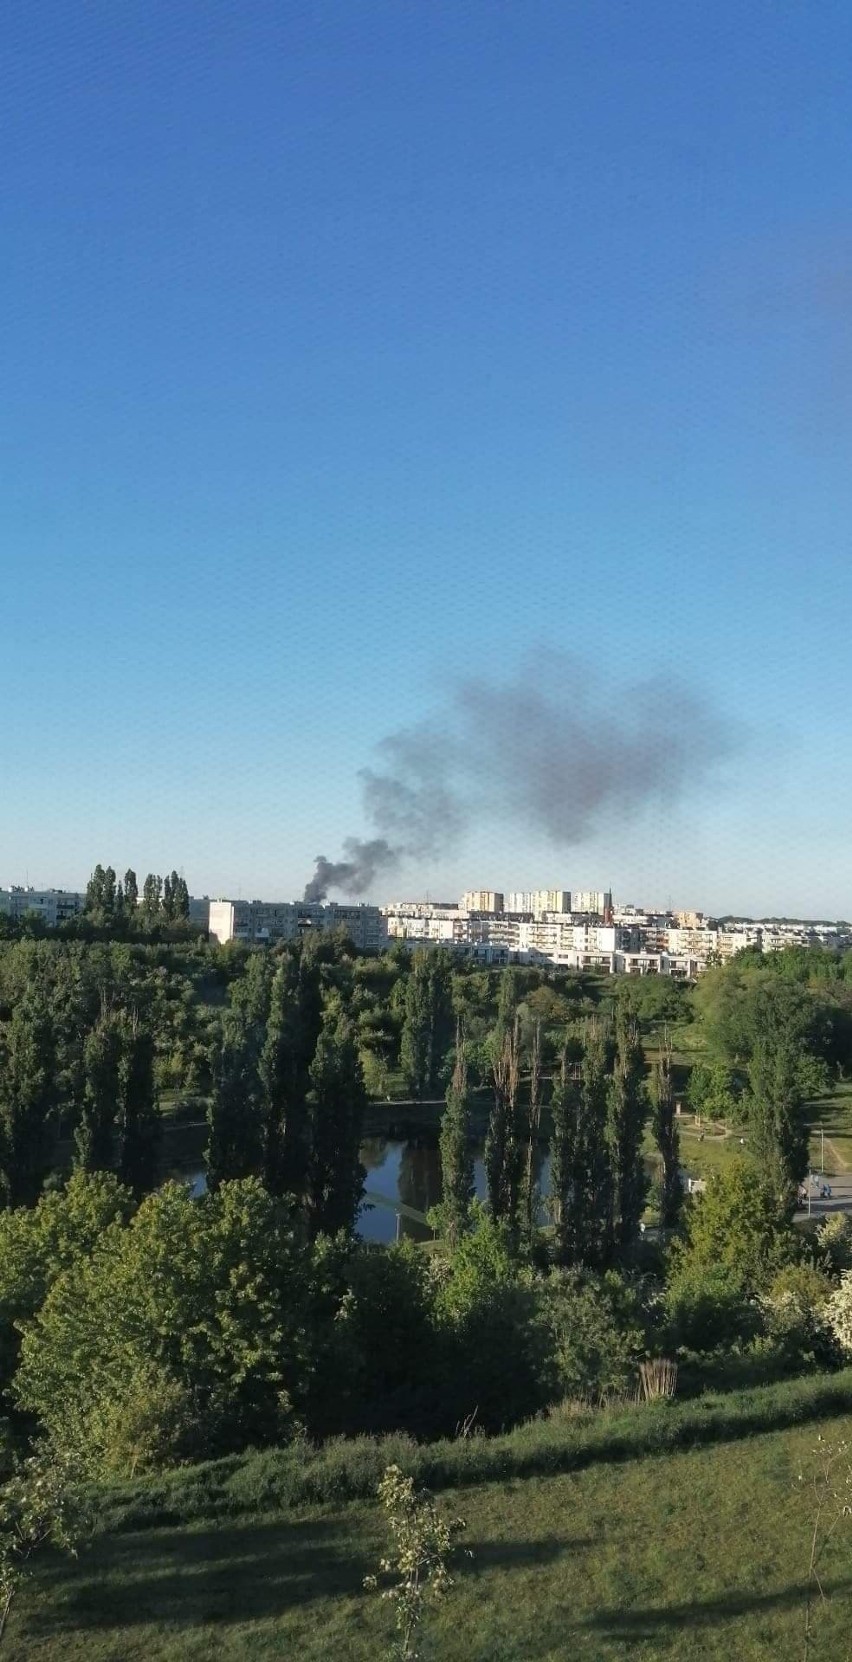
[3,1,852,916]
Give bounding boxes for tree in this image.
[0,992,58,1208]
[0,1170,134,1395]
[14,1179,311,1475]
[141,875,163,925]
[518,1020,543,1250]
[306,999,367,1239]
[667,1158,794,1311]
[484,1013,521,1229]
[75,1010,122,1174]
[259,947,322,1198]
[0,1445,85,1644]
[205,1012,262,1189]
[364,1465,467,1662]
[747,1029,809,1203]
[549,1040,580,1265]
[400,952,454,1100]
[437,1032,475,1247]
[574,1020,612,1269]
[116,1014,160,1199]
[124,870,138,913]
[651,1034,681,1229]
[173,875,190,920]
[83,865,116,925]
[606,1009,648,1255]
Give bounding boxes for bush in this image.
[819,1213,852,1277]
[13,1179,310,1476]
[826,1271,852,1356]
[537,1270,649,1404]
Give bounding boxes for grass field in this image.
[8,1378,852,1660]
[807,1082,852,1176]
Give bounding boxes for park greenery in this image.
[4,869,852,1644]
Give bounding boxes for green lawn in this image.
[806,1081,852,1176]
[9,1393,852,1660]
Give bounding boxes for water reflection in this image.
[180,1138,554,1247]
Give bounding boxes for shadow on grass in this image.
[584,1576,852,1641]
[27,1520,579,1640]
[28,1515,373,1637]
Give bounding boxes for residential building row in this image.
[5,884,850,978]
[0,886,211,931]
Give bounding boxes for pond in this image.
[183,1138,554,1245]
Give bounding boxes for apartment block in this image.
[209,899,387,950]
[0,887,86,927]
[570,890,613,916]
[506,890,571,917]
[460,890,504,914]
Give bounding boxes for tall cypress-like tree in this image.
[205,1010,263,1189]
[606,1008,648,1257]
[485,1012,521,1228]
[549,1038,580,1264]
[399,951,454,1100]
[439,1028,475,1246]
[141,874,163,923]
[117,1014,161,1199]
[0,991,57,1207]
[573,1019,612,1269]
[747,1031,808,1204]
[259,946,323,1197]
[124,869,139,913]
[651,1033,681,1229]
[518,1020,543,1250]
[306,999,367,1238]
[76,1008,122,1174]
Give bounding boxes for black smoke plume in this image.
[303,839,399,902]
[304,655,739,899]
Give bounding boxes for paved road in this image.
[794,1173,852,1222]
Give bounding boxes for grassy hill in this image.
[7,1371,852,1660]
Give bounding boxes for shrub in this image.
[826,1272,852,1356]
[819,1213,852,1277]
[537,1270,649,1404]
[13,1179,310,1477]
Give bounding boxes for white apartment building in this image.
[460,890,504,914]
[209,899,387,951]
[0,887,86,927]
[570,890,613,916]
[506,890,571,917]
[383,902,462,945]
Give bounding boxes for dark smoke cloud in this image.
[303,838,400,902]
[304,656,740,898]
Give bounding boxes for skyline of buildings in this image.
[5,880,850,977]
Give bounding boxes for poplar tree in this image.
[606,1008,648,1257]
[399,951,454,1100]
[549,1039,580,1264]
[565,1019,612,1269]
[651,1033,681,1229]
[485,1012,521,1228]
[518,1020,543,1250]
[438,1030,475,1246]
[205,1011,262,1189]
[141,874,163,923]
[75,1009,122,1174]
[116,1015,161,1199]
[0,992,58,1207]
[259,946,323,1197]
[124,870,139,913]
[747,1030,808,1204]
[306,999,367,1238]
